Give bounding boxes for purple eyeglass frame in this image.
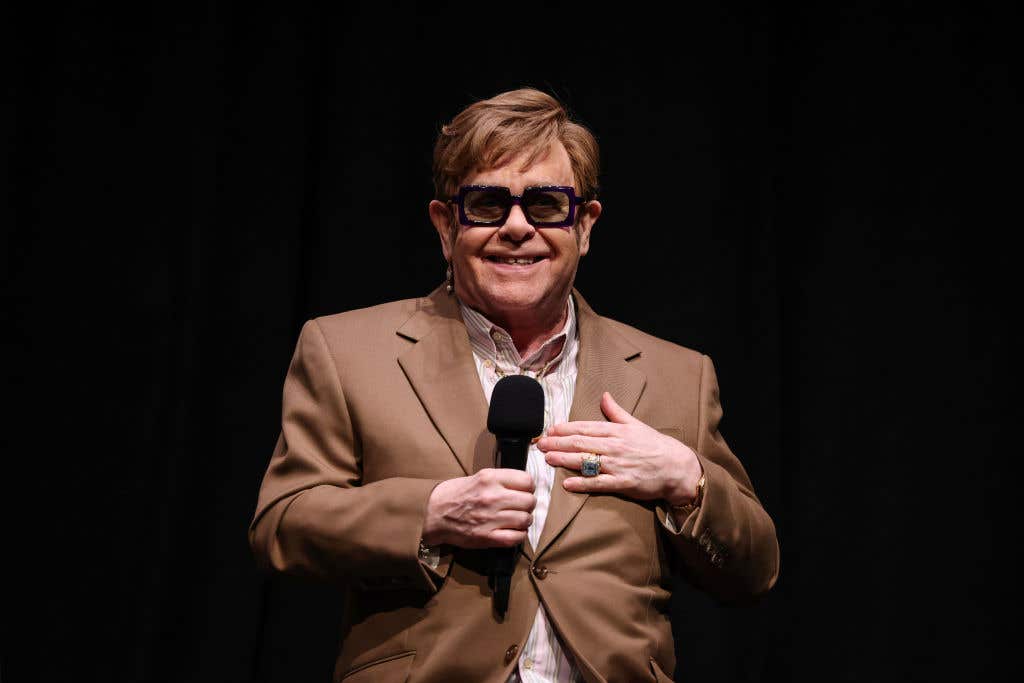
[449,185,586,229]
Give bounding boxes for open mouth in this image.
[485,256,545,265]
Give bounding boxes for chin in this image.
[486,292,544,313]
[467,286,544,317]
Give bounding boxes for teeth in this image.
[493,257,536,265]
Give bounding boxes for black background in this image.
[3,1,1015,681]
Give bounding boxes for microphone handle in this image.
[492,436,531,618]
[496,436,531,471]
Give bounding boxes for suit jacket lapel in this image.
[534,290,647,558]
[397,287,495,476]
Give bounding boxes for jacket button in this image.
[505,644,519,664]
[532,565,549,579]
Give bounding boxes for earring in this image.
[445,261,454,294]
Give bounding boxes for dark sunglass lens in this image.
[524,189,570,224]
[463,189,509,222]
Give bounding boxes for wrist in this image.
[669,472,705,512]
[420,525,445,547]
[664,447,704,507]
[421,482,448,546]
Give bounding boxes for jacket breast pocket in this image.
[340,650,415,683]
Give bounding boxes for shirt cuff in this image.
[662,508,683,534]
[418,539,440,570]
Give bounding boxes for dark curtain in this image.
[4,1,1013,681]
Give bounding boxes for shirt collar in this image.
[459,297,578,375]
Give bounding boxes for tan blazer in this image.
[249,286,779,683]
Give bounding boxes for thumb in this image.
[601,391,639,425]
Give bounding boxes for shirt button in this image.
[523,657,534,669]
[505,644,519,664]
[532,565,549,579]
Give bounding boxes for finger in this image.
[563,474,622,493]
[543,451,616,473]
[601,391,641,425]
[493,510,533,531]
[485,529,528,548]
[536,433,608,454]
[504,491,538,512]
[543,450,582,470]
[490,469,536,492]
[546,421,619,437]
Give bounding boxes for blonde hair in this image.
[432,88,600,202]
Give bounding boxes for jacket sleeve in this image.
[655,354,780,603]
[248,319,444,593]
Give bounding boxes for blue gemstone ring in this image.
[581,453,601,477]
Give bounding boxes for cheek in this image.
[550,232,580,262]
[452,231,489,271]
[452,231,477,259]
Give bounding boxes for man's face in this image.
[429,142,601,327]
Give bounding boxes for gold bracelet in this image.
[671,473,706,514]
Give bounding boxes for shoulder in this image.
[312,295,425,339]
[292,293,440,369]
[299,286,457,363]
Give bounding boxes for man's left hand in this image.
[537,392,703,507]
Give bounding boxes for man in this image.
[249,88,779,683]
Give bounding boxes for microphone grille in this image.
[487,375,545,438]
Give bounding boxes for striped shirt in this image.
[459,299,585,683]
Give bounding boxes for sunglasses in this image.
[449,185,586,229]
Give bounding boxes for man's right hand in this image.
[421,468,536,549]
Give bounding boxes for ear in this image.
[428,200,456,261]
[575,200,601,256]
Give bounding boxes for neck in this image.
[504,306,568,359]
[475,297,571,359]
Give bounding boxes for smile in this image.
[485,256,545,265]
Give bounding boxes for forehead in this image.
[465,142,574,188]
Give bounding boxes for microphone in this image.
[486,374,545,618]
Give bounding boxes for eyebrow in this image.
[470,179,571,188]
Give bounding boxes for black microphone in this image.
[486,374,545,618]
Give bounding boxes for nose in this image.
[497,204,536,243]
